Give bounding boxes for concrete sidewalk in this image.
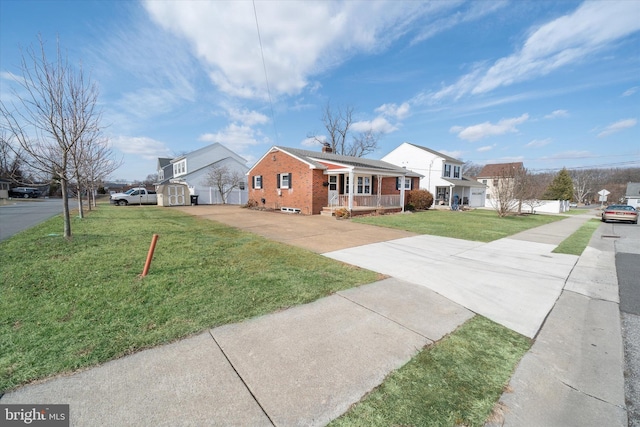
[1,210,628,426]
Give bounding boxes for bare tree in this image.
[203,164,244,204]
[0,36,103,238]
[570,169,595,204]
[461,161,484,178]
[308,102,380,157]
[488,164,527,217]
[0,130,27,182]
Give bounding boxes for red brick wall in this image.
[248,149,327,215]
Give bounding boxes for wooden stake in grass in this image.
[141,234,159,277]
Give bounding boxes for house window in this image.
[357,176,371,194]
[396,177,412,190]
[482,179,487,185]
[453,166,460,178]
[329,175,337,191]
[277,173,292,189]
[173,159,187,177]
[252,175,262,189]
[493,179,498,187]
[444,164,451,177]
[345,175,371,194]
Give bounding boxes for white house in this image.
[624,182,640,208]
[476,162,524,208]
[156,142,249,205]
[382,142,486,208]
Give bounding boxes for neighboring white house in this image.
[156,142,249,205]
[476,162,525,208]
[382,142,486,208]
[625,182,640,208]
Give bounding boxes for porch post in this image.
[400,175,406,212]
[348,169,354,211]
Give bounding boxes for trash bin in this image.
[190,195,199,206]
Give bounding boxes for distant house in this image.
[247,145,421,215]
[624,182,640,208]
[156,143,249,205]
[382,142,486,208]
[476,162,524,208]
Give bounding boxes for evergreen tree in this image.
[543,168,574,200]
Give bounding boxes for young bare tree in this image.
[570,169,595,204]
[488,163,526,217]
[0,36,103,238]
[308,102,380,157]
[203,164,244,204]
[0,130,27,182]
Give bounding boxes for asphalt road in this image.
[612,222,640,426]
[0,198,64,241]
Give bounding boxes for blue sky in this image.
[1,0,639,181]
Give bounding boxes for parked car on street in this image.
[601,205,638,224]
[9,187,40,198]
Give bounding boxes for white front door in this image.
[328,175,339,205]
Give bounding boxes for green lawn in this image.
[553,219,601,255]
[354,209,564,242]
[0,205,378,392]
[330,316,531,427]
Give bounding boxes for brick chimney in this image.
[322,142,332,153]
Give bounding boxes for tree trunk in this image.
[60,178,72,239]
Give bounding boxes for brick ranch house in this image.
[247,145,422,215]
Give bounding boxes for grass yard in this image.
[330,316,531,427]
[0,204,379,393]
[553,219,601,255]
[354,209,564,242]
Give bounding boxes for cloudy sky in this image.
[1,0,639,181]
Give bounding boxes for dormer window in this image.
[444,164,451,177]
[454,165,460,178]
[173,159,187,177]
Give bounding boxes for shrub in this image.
[407,189,434,210]
[404,203,415,211]
[243,199,259,208]
[335,207,350,219]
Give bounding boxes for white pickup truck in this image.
[110,188,158,206]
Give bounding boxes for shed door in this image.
[168,185,186,206]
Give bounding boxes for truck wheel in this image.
[117,200,128,206]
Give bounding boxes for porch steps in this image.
[320,207,335,216]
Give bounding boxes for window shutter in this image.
[252,176,255,189]
[277,174,281,189]
[288,173,292,189]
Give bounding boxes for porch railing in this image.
[336,194,401,208]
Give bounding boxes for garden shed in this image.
[157,182,190,207]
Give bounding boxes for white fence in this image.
[521,199,570,214]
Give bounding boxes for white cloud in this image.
[375,102,411,120]
[438,150,463,160]
[351,116,398,134]
[526,138,552,148]
[301,136,324,147]
[413,0,508,43]
[142,1,436,100]
[432,1,640,101]
[111,136,173,160]
[198,123,267,152]
[226,107,269,126]
[451,113,529,142]
[544,110,569,119]
[477,145,495,152]
[622,86,638,97]
[597,118,637,138]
